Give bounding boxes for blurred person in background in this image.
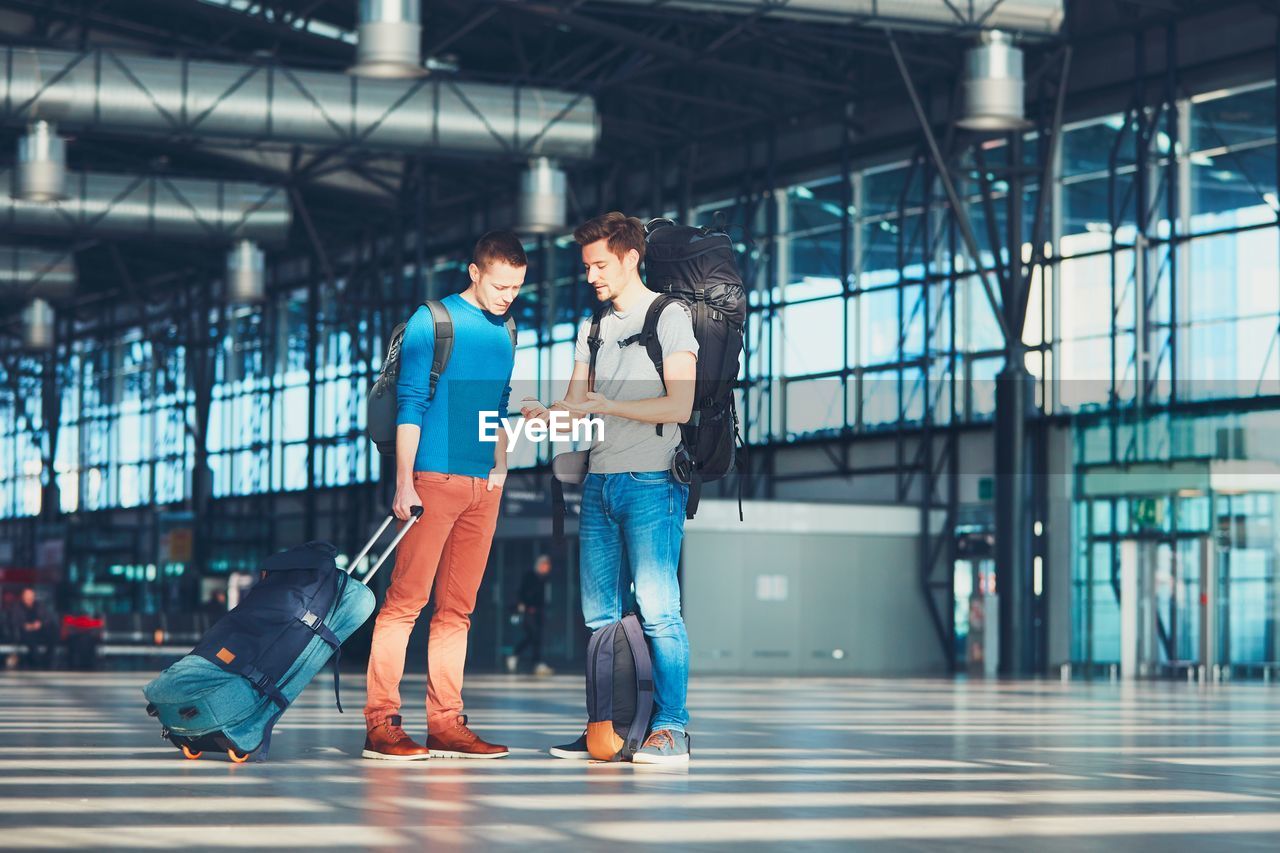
[507,554,554,676]
[202,589,229,619]
[7,587,58,669]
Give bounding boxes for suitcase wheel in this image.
[180,745,202,760]
[227,749,251,764]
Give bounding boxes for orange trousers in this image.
[364,471,502,731]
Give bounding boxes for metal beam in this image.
[885,28,1011,344]
[499,1,834,102]
[1020,46,1073,327]
[0,0,346,60]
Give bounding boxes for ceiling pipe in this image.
[516,157,567,235]
[0,47,598,160]
[592,0,1063,35]
[349,0,426,79]
[1,170,291,244]
[16,121,68,202]
[0,246,77,305]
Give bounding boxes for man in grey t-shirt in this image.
[571,287,698,474]
[521,211,697,765]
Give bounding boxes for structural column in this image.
[995,128,1038,677]
[995,352,1036,675]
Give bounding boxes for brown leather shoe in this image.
[426,715,509,759]
[362,714,431,761]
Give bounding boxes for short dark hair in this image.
[573,211,646,264]
[473,230,528,271]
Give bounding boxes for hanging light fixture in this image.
[226,239,266,304]
[22,297,55,351]
[349,0,427,79]
[16,121,68,201]
[957,31,1031,132]
[516,157,567,235]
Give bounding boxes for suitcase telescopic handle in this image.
[348,506,424,584]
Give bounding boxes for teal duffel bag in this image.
[142,511,421,763]
[143,576,375,758]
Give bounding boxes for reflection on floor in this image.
[1,673,1279,850]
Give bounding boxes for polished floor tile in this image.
[0,672,1278,851]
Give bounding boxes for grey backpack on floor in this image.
[367,300,516,456]
[585,613,654,761]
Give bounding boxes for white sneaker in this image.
[534,662,554,676]
[632,730,690,765]
[505,655,518,673]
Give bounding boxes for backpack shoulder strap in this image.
[618,614,655,761]
[587,305,608,393]
[639,295,677,388]
[639,295,678,437]
[505,314,517,350]
[425,300,453,401]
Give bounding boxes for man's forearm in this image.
[396,423,421,485]
[606,395,693,425]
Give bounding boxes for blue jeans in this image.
[579,471,690,734]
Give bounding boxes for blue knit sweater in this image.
[395,293,514,478]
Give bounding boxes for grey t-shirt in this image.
[574,289,699,474]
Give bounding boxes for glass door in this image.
[1214,493,1279,670]
[1074,493,1213,676]
[1120,533,1205,676]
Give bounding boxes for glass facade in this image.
[1065,82,1280,672]
[0,354,44,518]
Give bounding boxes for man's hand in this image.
[25,621,40,632]
[487,467,507,492]
[556,391,613,417]
[392,482,419,521]
[520,396,551,427]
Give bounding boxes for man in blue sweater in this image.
[363,231,524,761]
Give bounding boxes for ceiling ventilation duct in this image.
[956,31,1031,131]
[592,0,1063,35]
[516,157,567,235]
[1,171,290,244]
[22,297,55,351]
[16,121,67,202]
[0,246,76,305]
[0,47,598,160]
[226,239,266,304]
[350,0,426,79]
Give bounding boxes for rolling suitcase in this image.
[143,508,422,763]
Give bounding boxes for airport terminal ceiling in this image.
[0,0,1253,306]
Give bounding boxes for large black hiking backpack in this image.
[586,217,746,518]
[367,300,516,456]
